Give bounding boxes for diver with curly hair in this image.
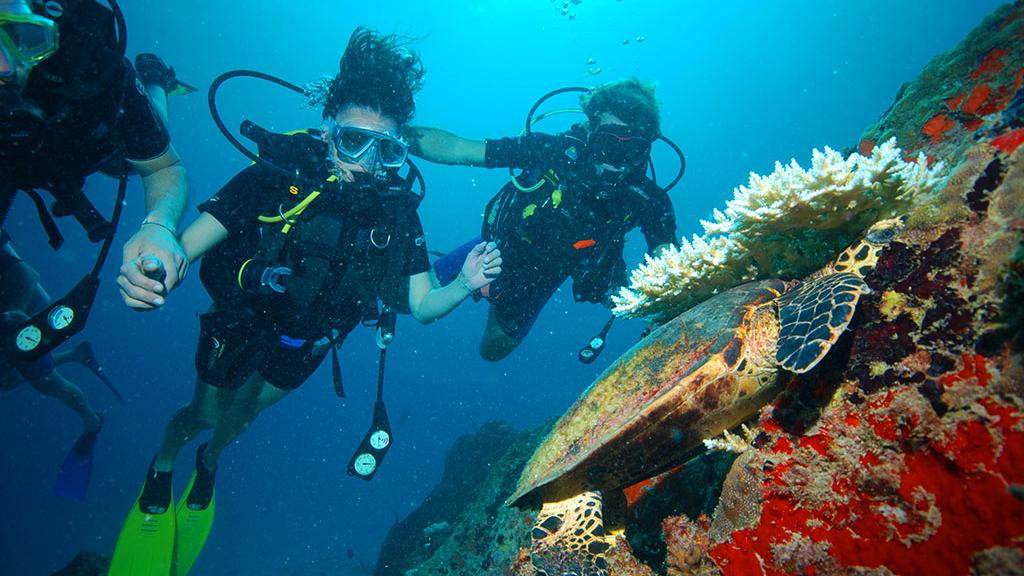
[405,78,677,361]
[108,27,501,574]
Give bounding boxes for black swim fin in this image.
[135,53,197,97]
[64,341,125,405]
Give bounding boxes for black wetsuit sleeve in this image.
[403,212,431,276]
[484,132,581,171]
[117,63,171,162]
[198,165,274,235]
[638,182,678,249]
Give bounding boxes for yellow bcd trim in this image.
[522,204,537,218]
[551,188,562,209]
[237,258,254,290]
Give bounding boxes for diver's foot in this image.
[134,53,196,96]
[139,462,173,514]
[188,444,217,511]
[75,413,103,455]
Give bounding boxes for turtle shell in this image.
[508,279,788,507]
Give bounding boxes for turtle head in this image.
[832,216,907,277]
[864,215,908,246]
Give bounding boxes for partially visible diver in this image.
[108,27,501,575]
[0,238,122,502]
[405,78,677,361]
[0,0,194,500]
[0,0,191,317]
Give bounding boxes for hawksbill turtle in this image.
[507,217,906,576]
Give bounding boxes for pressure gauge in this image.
[48,305,75,330]
[369,430,390,450]
[352,453,377,476]
[16,325,42,352]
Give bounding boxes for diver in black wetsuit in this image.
[405,78,677,361]
[0,0,193,499]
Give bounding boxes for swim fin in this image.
[173,444,216,576]
[64,341,126,405]
[53,417,102,502]
[134,53,197,97]
[108,464,176,576]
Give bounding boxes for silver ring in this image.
[370,229,391,249]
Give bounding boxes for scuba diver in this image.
[0,238,123,502]
[109,27,501,575]
[405,78,678,361]
[0,0,191,309]
[0,0,193,499]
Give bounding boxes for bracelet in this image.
[141,220,177,236]
[457,272,475,293]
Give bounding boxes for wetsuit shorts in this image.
[195,310,330,391]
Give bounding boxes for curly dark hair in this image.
[580,78,660,138]
[323,27,425,126]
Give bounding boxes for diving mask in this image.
[587,124,652,172]
[0,11,58,70]
[327,121,409,169]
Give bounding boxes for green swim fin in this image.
[108,466,176,576]
[172,445,216,575]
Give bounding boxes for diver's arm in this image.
[404,126,486,166]
[129,145,189,236]
[407,241,501,323]
[178,213,229,263]
[118,145,190,309]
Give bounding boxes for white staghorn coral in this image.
[613,138,946,322]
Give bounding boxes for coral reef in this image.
[613,139,946,322]
[383,4,1024,576]
[639,3,1024,574]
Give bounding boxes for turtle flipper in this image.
[531,490,611,576]
[776,272,868,373]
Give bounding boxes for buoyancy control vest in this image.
[482,162,637,304]
[199,129,421,341]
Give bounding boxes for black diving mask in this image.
[587,124,652,174]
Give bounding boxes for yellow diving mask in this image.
[0,11,58,67]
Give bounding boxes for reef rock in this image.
[49,552,109,576]
[374,421,541,576]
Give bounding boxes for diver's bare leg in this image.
[201,375,290,470]
[153,377,230,472]
[29,371,101,433]
[145,85,170,129]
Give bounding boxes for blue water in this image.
[0,1,1005,574]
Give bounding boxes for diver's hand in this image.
[118,224,188,310]
[460,241,502,292]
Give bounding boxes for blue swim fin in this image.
[53,417,102,502]
[433,235,483,285]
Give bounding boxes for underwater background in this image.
[0,1,1008,574]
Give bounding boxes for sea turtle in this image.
[507,217,906,576]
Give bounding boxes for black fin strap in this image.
[24,189,64,249]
